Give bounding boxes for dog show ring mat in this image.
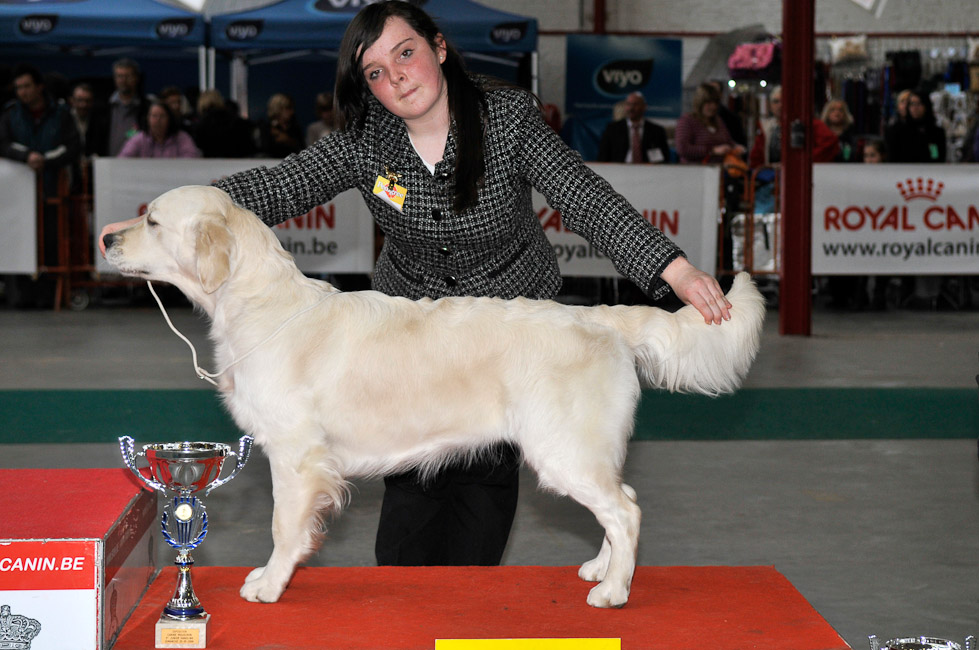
[111,565,848,649]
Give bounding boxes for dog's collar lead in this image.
[147,280,331,388]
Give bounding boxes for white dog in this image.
[104,185,765,608]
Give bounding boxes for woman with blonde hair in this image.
[675,82,745,163]
[821,98,858,161]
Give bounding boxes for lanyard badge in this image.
[373,167,406,211]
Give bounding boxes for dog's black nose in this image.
[103,232,119,250]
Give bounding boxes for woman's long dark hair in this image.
[335,0,487,212]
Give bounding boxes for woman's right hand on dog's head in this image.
[98,217,143,257]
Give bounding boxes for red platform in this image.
[0,468,156,650]
[112,565,849,649]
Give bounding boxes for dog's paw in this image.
[586,580,630,609]
[578,557,607,582]
[244,566,266,584]
[239,571,286,603]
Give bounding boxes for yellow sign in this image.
[436,640,620,650]
[159,628,200,644]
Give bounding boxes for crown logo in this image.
[0,605,42,650]
[896,177,944,201]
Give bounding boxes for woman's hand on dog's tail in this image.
[660,256,732,326]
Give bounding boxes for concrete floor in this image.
[2,299,978,648]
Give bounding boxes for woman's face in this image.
[700,100,718,119]
[147,105,169,140]
[826,102,845,126]
[896,93,909,117]
[908,94,926,120]
[360,16,447,126]
[863,145,882,163]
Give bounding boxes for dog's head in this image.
[104,185,239,300]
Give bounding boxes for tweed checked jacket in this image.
[215,86,683,301]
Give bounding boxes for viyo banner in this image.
[564,34,682,161]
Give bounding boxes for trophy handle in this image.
[119,435,168,493]
[204,435,254,496]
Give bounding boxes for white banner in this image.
[95,159,720,279]
[813,163,979,275]
[93,158,375,275]
[536,163,720,276]
[0,159,37,274]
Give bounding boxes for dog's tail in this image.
[587,272,766,396]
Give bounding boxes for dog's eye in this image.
[146,217,159,227]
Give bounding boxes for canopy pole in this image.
[207,47,216,90]
[198,45,207,93]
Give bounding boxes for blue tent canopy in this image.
[209,0,537,54]
[0,0,205,49]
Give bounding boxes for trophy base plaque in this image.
[156,614,211,649]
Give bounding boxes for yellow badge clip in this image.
[373,168,407,212]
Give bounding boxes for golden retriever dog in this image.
[103,185,765,608]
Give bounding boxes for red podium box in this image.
[0,469,156,650]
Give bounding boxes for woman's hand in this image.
[98,217,142,257]
[660,256,732,325]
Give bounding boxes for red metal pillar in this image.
[593,0,606,33]
[779,0,815,335]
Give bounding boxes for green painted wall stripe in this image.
[0,388,975,445]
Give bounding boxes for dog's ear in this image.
[195,216,235,294]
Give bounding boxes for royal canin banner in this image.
[534,163,720,276]
[813,163,979,275]
[94,158,376,276]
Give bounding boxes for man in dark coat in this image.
[597,92,671,164]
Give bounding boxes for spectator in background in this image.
[193,89,256,158]
[159,85,196,133]
[883,89,948,308]
[0,63,80,303]
[0,64,80,197]
[888,88,911,129]
[257,92,303,158]
[861,137,885,164]
[821,99,859,162]
[675,83,745,164]
[118,100,201,158]
[69,82,105,159]
[707,80,747,147]
[306,91,336,146]
[749,85,839,167]
[104,58,148,156]
[597,91,670,164]
[885,88,946,163]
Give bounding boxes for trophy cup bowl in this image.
[869,636,976,650]
[120,435,253,648]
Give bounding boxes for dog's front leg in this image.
[240,451,328,603]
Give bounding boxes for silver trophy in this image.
[120,435,253,649]
[869,636,976,650]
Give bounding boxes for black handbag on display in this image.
[886,50,922,91]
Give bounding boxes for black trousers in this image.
[374,442,520,566]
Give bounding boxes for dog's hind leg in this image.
[522,378,641,608]
[240,442,343,603]
[564,476,641,608]
[578,483,638,583]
